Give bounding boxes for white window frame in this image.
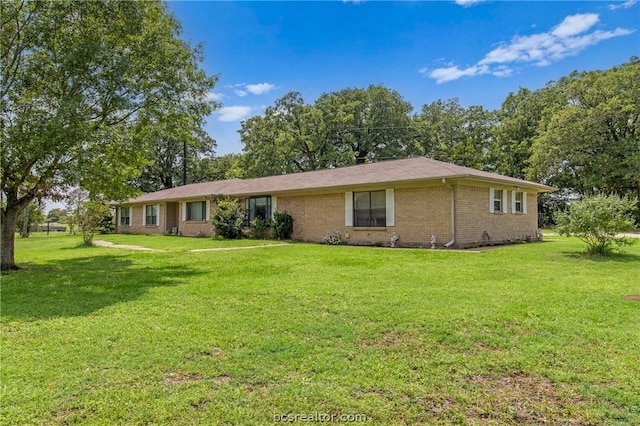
[182,200,211,222]
[489,188,507,214]
[143,204,159,226]
[511,191,527,214]
[271,196,277,219]
[345,189,394,227]
[185,201,207,221]
[345,192,353,226]
[119,206,131,226]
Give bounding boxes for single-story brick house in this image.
[114,157,554,248]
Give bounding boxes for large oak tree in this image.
[0,0,216,269]
[529,59,640,201]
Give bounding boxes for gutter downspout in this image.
[443,178,455,248]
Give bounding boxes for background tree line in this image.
[195,59,639,221]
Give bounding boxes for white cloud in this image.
[426,64,489,84]
[423,13,634,83]
[218,106,252,122]
[551,13,599,37]
[609,0,637,10]
[205,92,224,102]
[455,0,485,6]
[492,65,514,78]
[343,0,365,3]
[229,82,277,97]
[245,83,276,95]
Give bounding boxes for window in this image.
[514,192,523,213]
[145,204,158,226]
[354,190,386,227]
[489,188,507,214]
[493,190,503,212]
[119,207,130,226]
[186,201,206,221]
[245,196,271,224]
[512,191,527,214]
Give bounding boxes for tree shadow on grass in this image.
[561,251,640,263]
[1,255,205,321]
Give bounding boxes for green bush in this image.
[272,211,294,240]
[79,200,112,245]
[554,194,637,255]
[98,212,115,234]
[248,217,271,239]
[211,199,245,239]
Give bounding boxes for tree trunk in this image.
[1,206,20,270]
[20,202,30,238]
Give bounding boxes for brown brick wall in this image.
[117,204,163,235]
[277,186,454,247]
[277,184,538,247]
[454,185,539,245]
[116,201,216,237]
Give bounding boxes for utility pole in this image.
[183,139,187,186]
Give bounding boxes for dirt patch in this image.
[466,371,588,424]
[93,240,165,252]
[623,294,640,301]
[358,331,416,349]
[164,371,204,385]
[49,405,88,424]
[213,375,232,384]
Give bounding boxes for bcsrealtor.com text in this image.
[273,412,368,423]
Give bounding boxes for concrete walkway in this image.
[93,240,290,253]
[93,240,166,252]
[619,233,640,239]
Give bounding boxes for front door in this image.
[165,202,178,234]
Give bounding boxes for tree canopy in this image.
[529,59,640,201]
[0,0,217,269]
[239,86,416,177]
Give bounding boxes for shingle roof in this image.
[121,157,554,204]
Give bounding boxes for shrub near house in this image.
[555,194,637,255]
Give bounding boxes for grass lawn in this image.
[2,234,639,425]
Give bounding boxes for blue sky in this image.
[170,0,639,155]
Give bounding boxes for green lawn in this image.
[2,234,639,425]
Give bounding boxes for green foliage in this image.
[490,87,563,179]
[211,199,245,239]
[0,0,216,269]
[191,153,246,182]
[272,211,294,240]
[45,209,66,223]
[240,86,416,177]
[78,200,112,245]
[65,188,89,235]
[413,98,496,170]
[554,194,637,255]
[315,85,417,164]
[135,122,218,192]
[17,201,45,237]
[530,59,640,202]
[98,212,116,234]
[537,192,570,227]
[247,218,272,239]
